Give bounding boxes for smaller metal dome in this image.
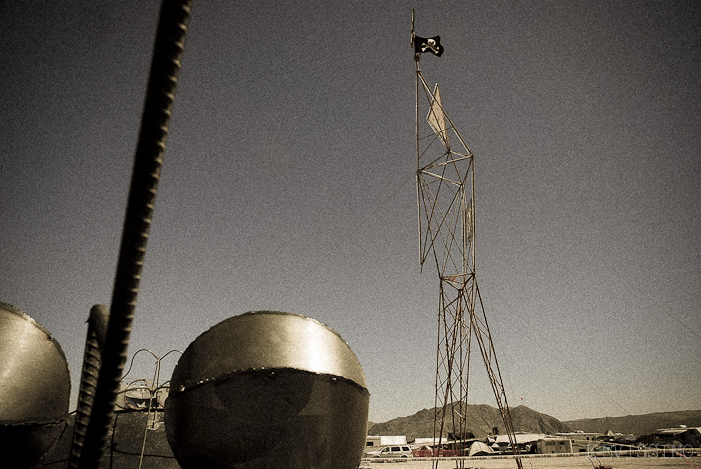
[0,302,71,467]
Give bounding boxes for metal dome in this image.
[0,301,71,467]
[165,311,370,469]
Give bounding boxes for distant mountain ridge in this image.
[367,404,570,441]
[368,406,701,441]
[564,409,701,436]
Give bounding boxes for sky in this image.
[1,1,699,425]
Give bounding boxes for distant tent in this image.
[468,441,494,457]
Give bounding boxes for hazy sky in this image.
[1,1,699,424]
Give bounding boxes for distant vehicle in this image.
[366,445,414,458]
[536,438,573,454]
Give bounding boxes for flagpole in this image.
[413,8,423,274]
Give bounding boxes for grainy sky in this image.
[1,1,699,424]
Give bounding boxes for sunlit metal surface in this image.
[0,301,70,466]
[165,311,370,469]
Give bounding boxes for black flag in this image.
[414,35,444,57]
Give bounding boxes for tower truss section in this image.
[415,62,522,469]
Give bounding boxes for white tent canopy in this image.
[468,441,494,456]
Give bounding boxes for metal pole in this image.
[68,305,109,468]
[76,1,192,467]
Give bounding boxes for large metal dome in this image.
[0,301,71,467]
[165,311,370,469]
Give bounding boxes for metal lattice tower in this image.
[413,36,523,469]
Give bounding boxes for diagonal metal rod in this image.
[75,1,192,467]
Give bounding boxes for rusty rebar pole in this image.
[68,305,109,468]
[76,1,192,467]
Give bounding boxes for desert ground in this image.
[360,454,700,468]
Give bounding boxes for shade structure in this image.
[165,311,370,469]
[468,440,494,456]
[0,302,70,467]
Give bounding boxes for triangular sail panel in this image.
[427,84,450,151]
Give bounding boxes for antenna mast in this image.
[412,11,522,469]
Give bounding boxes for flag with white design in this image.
[414,35,444,56]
